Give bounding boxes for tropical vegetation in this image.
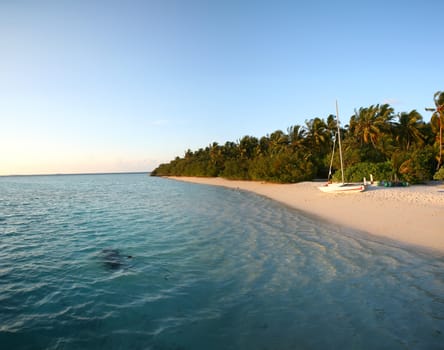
[152,91,444,184]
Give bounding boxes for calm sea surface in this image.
[0,173,443,349]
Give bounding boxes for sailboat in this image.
[318,102,366,193]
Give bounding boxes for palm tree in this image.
[287,125,306,149]
[209,142,223,171]
[304,117,329,154]
[351,104,394,148]
[268,130,289,155]
[326,114,338,138]
[394,110,425,151]
[238,135,259,159]
[222,141,239,159]
[426,91,444,169]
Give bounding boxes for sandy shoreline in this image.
[167,176,444,254]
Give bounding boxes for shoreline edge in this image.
[166,176,444,254]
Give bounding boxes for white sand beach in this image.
[168,177,444,253]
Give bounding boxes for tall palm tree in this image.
[222,141,239,159]
[351,104,394,148]
[426,91,444,169]
[304,117,329,154]
[209,142,223,168]
[394,110,425,151]
[238,136,259,159]
[326,114,338,138]
[287,124,306,149]
[268,130,289,154]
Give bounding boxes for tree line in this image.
[151,91,444,184]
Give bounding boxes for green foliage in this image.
[221,159,250,180]
[433,167,444,180]
[249,151,315,183]
[332,162,393,183]
[398,146,435,183]
[151,92,443,183]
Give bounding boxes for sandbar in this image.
[167,177,444,254]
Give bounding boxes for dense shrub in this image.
[221,159,250,180]
[332,162,393,182]
[398,146,435,183]
[433,167,444,180]
[249,152,315,183]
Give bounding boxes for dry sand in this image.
[167,176,444,254]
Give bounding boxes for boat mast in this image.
[327,132,336,181]
[336,100,345,184]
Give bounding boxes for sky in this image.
[1,0,443,175]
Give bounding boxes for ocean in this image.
[0,173,443,349]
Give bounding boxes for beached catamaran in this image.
[319,102,366,193]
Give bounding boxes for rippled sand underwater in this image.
[0,174,443,349]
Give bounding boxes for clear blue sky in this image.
[1,0,443,175]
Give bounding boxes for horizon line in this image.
[0,171,151,178]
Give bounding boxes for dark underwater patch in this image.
[101,248,132,270]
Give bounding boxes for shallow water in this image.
[0,173,443,349]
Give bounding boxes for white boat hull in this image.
[318,183,366,193]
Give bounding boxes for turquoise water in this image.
[0,173,443,349]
